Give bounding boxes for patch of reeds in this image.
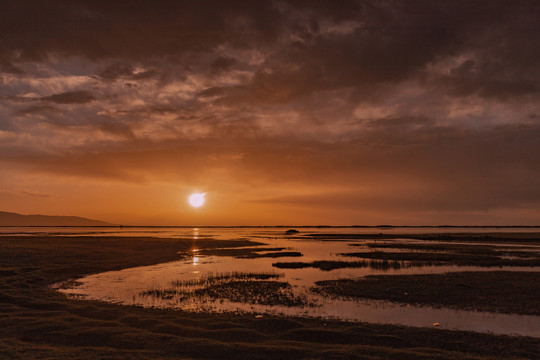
[170,271,282,287]
[140,271,310,307]
[189,280,309,307]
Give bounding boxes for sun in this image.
[188,192,206,208]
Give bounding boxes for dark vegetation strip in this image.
[314,271,540,316]
[341,251,540,266]
[272,260,416,271]
[1,235,539,359]
[241,251,303,259]
[361,243,540,258]
[361,243,496,252]
[365,243,507,251]
[302,233,540,244]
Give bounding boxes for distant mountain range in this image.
[0,211,115,226]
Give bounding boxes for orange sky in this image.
[1,1,540,225]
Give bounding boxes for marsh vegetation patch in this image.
[271,259,422,271]
[313,271,540,315]
[141,271,311,307]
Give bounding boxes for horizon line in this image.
[1,225,540,228]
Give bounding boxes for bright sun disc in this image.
[188,193,205,207]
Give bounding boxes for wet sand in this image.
[1,235,539,359]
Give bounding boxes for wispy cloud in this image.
[0,189,53,199]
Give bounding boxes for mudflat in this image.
[1,235,539,359]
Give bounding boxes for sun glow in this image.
[188,193,206,208]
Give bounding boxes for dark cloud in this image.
[362,116,434,129]
[97,63,136,81]
[0,0,284,61]
[210,57,237,73]
[0,59,24,74]
[429,59,540,100]
[198,86,230,98]
[97,63,159,81]
[2,1,538,102]
[16,105,60,116]
[182,1,540,105]
[40,91,96,104]
[95,121,135,139]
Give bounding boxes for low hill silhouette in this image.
[0,211,115,226]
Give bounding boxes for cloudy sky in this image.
[1,0,539,225]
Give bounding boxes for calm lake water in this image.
[5,226,539,337]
